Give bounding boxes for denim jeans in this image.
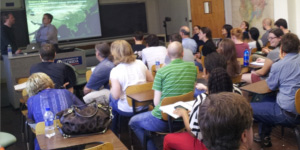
[194,61,203,72]
[129,111,184,150]
[251,95,300,138]
[109,95,135,135]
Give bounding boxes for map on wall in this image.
[232,0,274,35]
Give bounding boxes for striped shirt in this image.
[152,59,197,119]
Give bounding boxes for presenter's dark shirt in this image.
[192,34,204,51]
[202,40,216,56]
[132,44,146,52]
[30,62,76,89]
[1,25,18,55]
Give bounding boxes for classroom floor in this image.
[1,105,298,150]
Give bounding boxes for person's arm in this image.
[47,26,58,43]
[64,65,77,92]
[266,64,280,90]
[254,58,273,76]
[173,108,191,131]
[83,86,92,95]
[153,90,162,106]
[35,27,42,43]
[110,79,121,100]
[84,67,112,95]
[146,70,154,82]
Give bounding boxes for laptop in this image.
[23,43,40,53]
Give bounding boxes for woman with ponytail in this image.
[248,27,263,52]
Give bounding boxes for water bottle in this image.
[155,59,160,71]
[7,44,12,57]
[44,108,55,138]
[244,49,249,66]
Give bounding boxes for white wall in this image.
[157,0,190,35]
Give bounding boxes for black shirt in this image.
[1,25,18,55]
[30,62,76,89]
[192,34,204,50]
[202,40,217,56]
[132,44,146,52]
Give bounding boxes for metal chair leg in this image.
[128,125,134,150]
[294,126,300,150]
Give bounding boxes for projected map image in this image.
[25,0,102,42]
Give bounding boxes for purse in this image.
[56,100,112,137]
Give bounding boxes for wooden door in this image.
[190,0,225,38]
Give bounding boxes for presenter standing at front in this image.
[35,13,58,45]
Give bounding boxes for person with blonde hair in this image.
[109,40,153,134]
[231,28,249,58]
[26,72,83,150]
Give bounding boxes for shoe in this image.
[253,133,272,147]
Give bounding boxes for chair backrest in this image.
[295,89,300,114]
[35,120,62,135]
[201,56,205,69]
[251,48,257,54]
[84,142,113,150]
[199,45,203,54]
[86,70,92,82]
[126,82,153,107]
[231,74,242,84]
[17,78,28,84]
[160,91,194,121]
[151,64,164,77]
[237,58,243,65]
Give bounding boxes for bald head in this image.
[167,41,183,59]
[263,18,272,30]
[179,26,190,38]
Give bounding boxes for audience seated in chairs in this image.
[199,92,253,150]
[129,41,197,150]
[26,72,84,150]
[30,44,76,93]
[240,21,250,43]
[217,38,241,78]
[261,18,272,47]
[142,34,167,70]
[222,24,233,39]
[109,40,153,135]
[83,42,114,104]
[132,31,146,60]
[164,53,241,150]
[242,28,284,83]
[192,25,205,51]
[251,33,300,147]
[248,27,263,51]
[198,27,216,57]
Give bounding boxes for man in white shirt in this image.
[142,34,167,69]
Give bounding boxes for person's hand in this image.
[173,107,188,117]
[15,49,22,54]
[62,82,69,88]
[262,47,270,54]
[256,58,265,63]
[196,83,208,91]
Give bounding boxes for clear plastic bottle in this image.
[7,44,12,57]
[243,49,249,66]
[155,59,160,71]
[44,108,55,138]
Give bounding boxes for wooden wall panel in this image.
[191,0,225,38]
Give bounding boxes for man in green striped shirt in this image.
[129,41,197,150]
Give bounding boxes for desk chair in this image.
[143,91,194,150]
[86,70,92,82]
[0,132,17,148]
[251,48,257,54]
[84,142,113,150]
[199,45,203,55]
[119,82,154,149]
[151,64,164,77]
[280,89,300,150]
[231,74,243,84]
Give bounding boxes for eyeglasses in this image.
[268,37,278,40]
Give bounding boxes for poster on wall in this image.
[232,0,274,36]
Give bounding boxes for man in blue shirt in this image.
[83,43,114,95]
[179,26,197,54]
[251,33,300,147]
[35,13,58,45]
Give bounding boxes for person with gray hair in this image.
[26,72,83,150]
[179,26,198,54]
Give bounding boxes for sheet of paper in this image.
[250,62,264,66]
[14,82,26,91]
[159,100,195,119]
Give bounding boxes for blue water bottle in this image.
[243,49,249,66]
[155,59,160,71]
[7,44,12,57]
